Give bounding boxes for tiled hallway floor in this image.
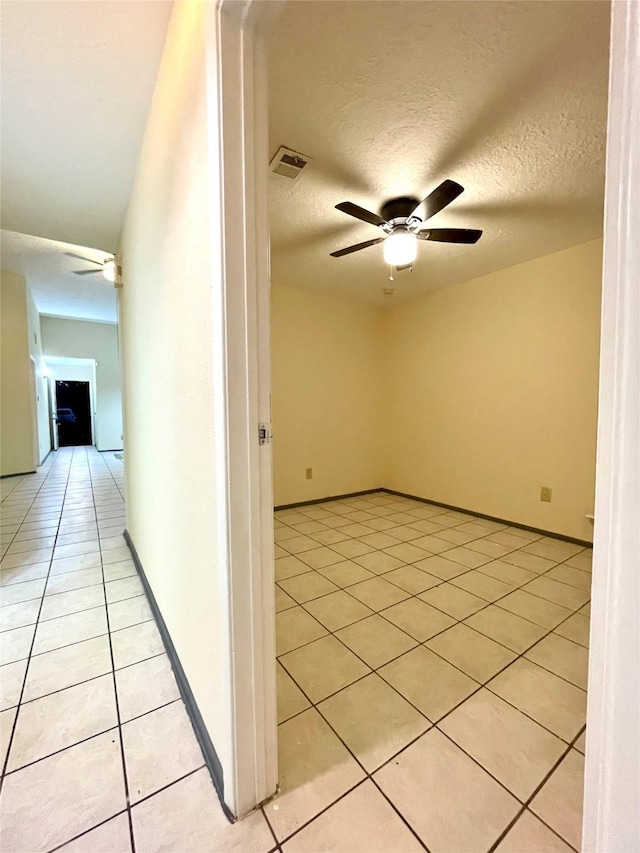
[2,456,591,852]
[0,448,248,853]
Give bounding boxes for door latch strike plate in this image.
[258,423,271,445]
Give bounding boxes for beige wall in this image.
[1,270,35,475]
[384,239,602,541]
[119,0,235,809]
[271,285,385,506]
[41,316,123,451]
[273,240,601,541]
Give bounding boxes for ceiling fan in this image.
[65,252,117,282]
[330,179,482,268]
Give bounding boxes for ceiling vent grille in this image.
[269,147,312,185]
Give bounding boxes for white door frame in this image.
[28,357,40,467]
[46,357,98,450]
[48,375,59,451]
[208,0,283,817]
[583,2,640,850]
[217,0,640,840]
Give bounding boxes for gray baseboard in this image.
[122,530,234,822]
[274,488,382,511]
[275,486,592,547]
[380,488,593,547]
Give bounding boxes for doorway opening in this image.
[262,1,608,848]
[45,356,98,452]
[55,380,92,446]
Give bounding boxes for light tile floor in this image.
[0,448,250,853]
[1,453,591,852]
[272,492,591,853]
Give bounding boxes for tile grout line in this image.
[4,612,154,665]
[276,645,459,848]
[279,495,590,557]
[4,697,182,780]
[290,563,586,655]
[1,558,134,596]
[281,492,582,539]
[276,531,590,612]
[99,451,126,503]
[277,614,585,852]
[274,650,437,851]
[2,481,589,851]
[87,447,137,853]
[0,448,75,789]
[277,502,591,608]
[278,514,590,586]
[279,591,585,750]
[280,555,589,735]
[46,763,205,853]
[279,581,587,793]
[3,522,126,557]
[485,724,587,853]
[260,801,282,851]
[369,777,434,853]
[6,648,165,714]
[46,809,130,853]
[0,468,61,564]
[276,559,586,651]
[0,461,58,554]
[0,589,150,636]
[278,555,589,707]
[2,454,205,850]
[272,495,590,848]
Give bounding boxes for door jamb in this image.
[583,2,640,849]
[28,357,40,467]
[208,0,284,818]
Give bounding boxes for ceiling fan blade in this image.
[64,252,102,265]
[72,268,103,275]
[411,180,464,221]
[330,237,385,257]
[418,228,483,244]
[335,202,387,228]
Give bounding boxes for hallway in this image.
[0,448,263,852]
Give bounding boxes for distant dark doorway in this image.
[55,381,92,447]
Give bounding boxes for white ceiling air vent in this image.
[269,147,312,185]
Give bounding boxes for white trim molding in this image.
[583,2,640,850]
[206,0,283,818]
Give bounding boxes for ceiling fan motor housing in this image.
[380,196,421,225]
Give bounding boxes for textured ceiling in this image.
[268,1,610,303]
[0,0,172,254]
[1,230,117,324]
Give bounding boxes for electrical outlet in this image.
[540,486,552,503]
[305,468,313,480]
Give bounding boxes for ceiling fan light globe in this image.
[383,231,417,266]
[103,258,116,282]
